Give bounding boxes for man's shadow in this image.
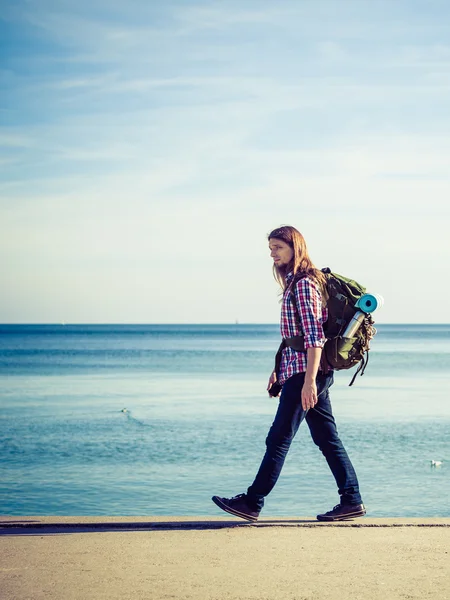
[0,518,319,536]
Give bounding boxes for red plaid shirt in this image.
[278,273,328,385]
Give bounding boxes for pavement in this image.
[1,516,449,599]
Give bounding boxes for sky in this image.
[1,0,450,324]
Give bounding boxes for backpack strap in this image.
[284,335,305,351]
[348,351,370,386]
[274,339,286,377]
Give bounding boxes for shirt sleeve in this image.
[294,277,327,349]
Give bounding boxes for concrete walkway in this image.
[1,517,449,599]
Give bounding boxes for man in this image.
[212,225,365,522]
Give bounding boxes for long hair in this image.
[268,225,328,298]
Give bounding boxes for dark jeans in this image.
[246,371,362,511]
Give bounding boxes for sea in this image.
[1,324,449,518]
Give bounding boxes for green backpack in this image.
[281,268,377,386]
[320,268,377,385]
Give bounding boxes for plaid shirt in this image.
[278,273,328,385]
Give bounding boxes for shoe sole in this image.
[317,509,366,522]
[211,496,259,522]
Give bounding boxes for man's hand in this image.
[302,347,321,410]
[301,378,318,411]
[267,371,280,397]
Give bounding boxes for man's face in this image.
[269,238,294,268]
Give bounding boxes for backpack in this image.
[280,268,377,386]
[319,268,377,385]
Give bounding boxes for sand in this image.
[1,516,449,600]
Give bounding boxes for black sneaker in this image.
[211,494,260,522]
[317,503,366,522]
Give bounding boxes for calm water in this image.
[1,324,449,517]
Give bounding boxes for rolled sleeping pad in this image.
[355,293,384,314]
